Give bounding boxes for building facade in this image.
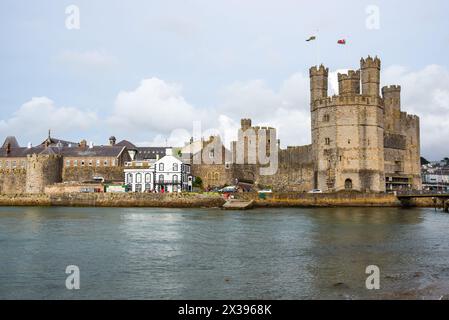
[124,149,193,193]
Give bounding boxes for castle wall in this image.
[0,168,26,194]
[311,96,385,192]
[25,155,63,194]
[62,166,125,183]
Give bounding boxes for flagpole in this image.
[316,29,320,66]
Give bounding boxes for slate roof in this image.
[40,137,78,147]
[1,136,20,149]
[135,147,166,160]
[0,145,126,158]
[116,140,137,149]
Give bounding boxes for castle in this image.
[190,56,421,193]
[0,56,421,194]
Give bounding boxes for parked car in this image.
[308,189,323,194]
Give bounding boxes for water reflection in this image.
[0,206,448,299]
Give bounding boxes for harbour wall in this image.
[0,192,438,208]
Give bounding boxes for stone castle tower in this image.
[25,153,63,194]
[310,56,386,192]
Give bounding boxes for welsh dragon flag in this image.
[337,39,346,45]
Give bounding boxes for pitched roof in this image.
[0,145,126,158]
[116,140,137,148]
[135,147,166,160]
[40,137,78,147]
[1,136,20,149]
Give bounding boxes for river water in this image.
[0,206,448,300]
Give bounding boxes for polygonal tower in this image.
[309,65,329,107]
[361,56,381,97]
[310,57,385,193]
[25,151,63,194]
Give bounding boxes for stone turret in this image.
[338,70,361,96]
[25,153,63,194]
[241,119,252,131]
[361,56,381,97]
[309,65,329,106]
[382,85,402,133]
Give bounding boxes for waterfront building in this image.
[124,149,193,193]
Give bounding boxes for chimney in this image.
[27,142,32,149]
[89,141,94,149]
[6,143,11,155]
[166,148,173,156]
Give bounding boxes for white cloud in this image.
[107,78,202,135]
[57,50,118,69]
[0,97,98,143]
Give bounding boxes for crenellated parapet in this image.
[310,64,329,104]
[312,94,383,110]
[361,55,381,97]
[360,55,381,69]
[338,70,361,96]
[309,64,329,77]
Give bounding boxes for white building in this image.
[124,149,192,193]
[154,149,192,193]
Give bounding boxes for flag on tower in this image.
[306,36,316,42]
[337,39,346,45]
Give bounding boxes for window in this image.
[323,114,330,122]
[5,161,9,168]
[74,160,78,167]
[173,175,178,183]
[66,160,71,167]
[159,163,164,171]
[127,173,133,184]
[81,160,85,167]
[345,179,353,190]
[159,174,164,182]
[104,160,108,166]
[173,163,178,172]
[145,173,151,183]
[21,161,26,168]
[0,161,2,168]
[325,138,330,145]
[186,165,190,173]
[96,159,100,167]
[136,173,142,183]
[88,160,93,166]
[112,159,116,166]
[12,161,16,168]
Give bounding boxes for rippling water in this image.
[0,206,448,300]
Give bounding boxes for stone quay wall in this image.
[0,192,438,208]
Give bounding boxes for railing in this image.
[155,180,182,185]
[396,190,449,196]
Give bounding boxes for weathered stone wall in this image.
[235,192,401,207]
[25,154,63,194]
[0,168,26,194]
[0,192,226,208]
[62,166,125,183]
[311,95,385,192]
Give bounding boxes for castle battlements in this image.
[338,70,361,81]
[360,55,381,69]
[312,94,383,109]
[382,85,401,97]
[309,64,329,76]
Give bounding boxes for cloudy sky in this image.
[0,0,448,160]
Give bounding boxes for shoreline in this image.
[0,192,438,209]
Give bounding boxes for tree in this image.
[193,177,203,188]
[420,157,430,165]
